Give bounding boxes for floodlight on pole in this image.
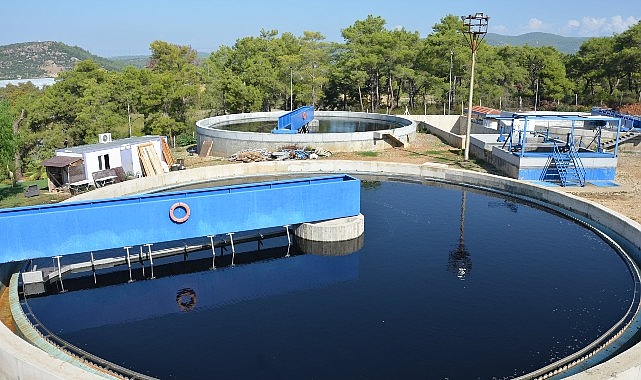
[461,12,489,161]
[289,66,293,111]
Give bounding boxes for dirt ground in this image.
[174,132,641,224]
[578,149,641,223]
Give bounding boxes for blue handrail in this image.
[568,143,586,187]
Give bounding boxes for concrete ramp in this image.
[374,132,405,148]
[199,140,213,157]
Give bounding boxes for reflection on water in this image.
[24,180,635,379]
[296,234,364,256]
[447,190,472,279]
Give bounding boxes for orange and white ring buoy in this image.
[169,202,190,223]
[176,288,196,311]
[302,112,307,120]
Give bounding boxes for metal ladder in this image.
[550,142,586,187]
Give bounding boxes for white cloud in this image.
[525,18,546,32]
[609,15,639,33]
[566,19,580,30]
[563,15,639,36]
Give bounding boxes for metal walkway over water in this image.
[0,175,360,263]
[492,112,621,187]
[272,106,315,134]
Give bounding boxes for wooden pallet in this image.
[161,138,174,167]
[138,142,164,176]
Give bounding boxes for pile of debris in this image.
[228,147,332,163]
[228,149,272,162]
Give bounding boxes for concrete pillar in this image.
[294,214,364,242]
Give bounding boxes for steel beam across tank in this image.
[273,105,315,134]
[0,175,360,262]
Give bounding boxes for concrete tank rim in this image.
[195,110,414,129]
[195,111,417,156]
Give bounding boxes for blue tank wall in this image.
[518,167,616,181]
[0,175,360,262]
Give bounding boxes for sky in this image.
[2,0,640,57]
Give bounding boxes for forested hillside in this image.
[0,41,125,79]
[1,33,590,80]
[485,32,588,54]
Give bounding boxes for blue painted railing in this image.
[0,175,360,262]
[592,107,640,130]
[568,144,586,186]
[551,143,585,187]
[272,106,314,134]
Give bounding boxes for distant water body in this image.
[0,77,55,88]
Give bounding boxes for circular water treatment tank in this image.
[22,177,640,379]
[195,111,417,156]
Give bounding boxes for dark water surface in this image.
[220,118,401,133]
[25,180,635,379]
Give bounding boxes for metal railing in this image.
[568,143,586,187]
[552,143,570,186]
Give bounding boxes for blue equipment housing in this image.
[272,106,315,134]
[0,175,360,262]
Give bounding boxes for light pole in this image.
[311,63,317,107]
[448,50,453,115]
[462,12,489,161]
[534,77,539,111]
[289,66,293,111]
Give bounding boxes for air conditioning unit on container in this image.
[98,133,112,143]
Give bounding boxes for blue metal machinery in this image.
[496,113,621,155]
[592,107,641,130]
[492,113,622,186]
[272,106,315,134]
[0,175,360,263]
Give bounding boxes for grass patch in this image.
[409,149,459,162]
[0,180,69,209]
[356,151,380,157]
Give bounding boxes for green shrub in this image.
[176,133,197,147]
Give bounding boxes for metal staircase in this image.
[592,107,641,130]
[541,143,586,187]
[601,130,641,151]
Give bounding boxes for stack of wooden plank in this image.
[137,143,164,176]
[161,138,174,166]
